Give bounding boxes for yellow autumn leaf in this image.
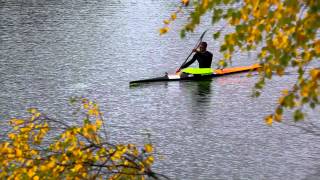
[274,113,282,122]
[40,127,49,135]
[310,68,320,80]
[247,35,255,44]
[16,149,22,157]
[300,85,309,97]
[83,103,89,110]
[144,156,154,166]
[163,19,170,24]
[243,15,249,23]
[230,17,240,25]
[171,13,177,20]
[240,8,248,21]
[72,164,82,172]
[96,119,102,128]
[202,0,208,9]
[282,89,289,95]
[224,53,231,60]
[40,165,47,171]
[265,24,272,32]
[35,112,41,118]
[218,60,226,67]
[181,0,189,6]
[159,27,169,35]
[8,133,15,140]
[144,144,153,153]
[30,150,38,155]
[88,109,99,116]
[260,50,267,58]
[303,51,311,61]
[253,7,260,18]
[315,40,320,54]
[127,144,136,149]
[111,150,123,161]
[47,159,56,169]
[3,142,10,148]
[10,119,24,125]
[226,35,235,45]
[7,154,15,159]
[82,173,88,178]
[26,160,33,166]
[133,149,139,157]
[27,168,35,177]
[276,67,284,76]
[273,33,288,48]
[29,108,37,114]
[265,115,273,126]
[265,65,272,77]
[287,26,296,35]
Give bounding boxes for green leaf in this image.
[279,17,292,26]
[279,54,290,66]
[276,107,283,115]
[84,117,90,124]
[218,60,228,67]
[216,9,223,15]
[254,80,265,89]
[302,97,309,104]
[226,8,235,17]
[234,10,241,19]
[212,9,223,24]
[287,94,295,108]
[258,24,265,32]
[291,60,298,67]
[213,31,221,39]
[298,67,304,77]
[220,44,228,51]
[294,109,304,121]
[228,45,235,52]
[235,24,244,33]
[237,33,245,41]
[212,15,221,24]
[69,97,79,104]
[180,30,186,38]
[310,102,315,109]
[253,91,261,97]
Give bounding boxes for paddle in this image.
[176,29,208,73]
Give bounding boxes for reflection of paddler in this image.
[176,42,213,74]
[196,80,212,96]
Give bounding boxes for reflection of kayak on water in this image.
[129,64,261,85]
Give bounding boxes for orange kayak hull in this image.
[213,64,261,75]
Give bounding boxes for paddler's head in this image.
[199,42,207,53]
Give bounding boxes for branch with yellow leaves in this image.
[0,97,168,180]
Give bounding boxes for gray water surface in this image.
[1,1,320,179]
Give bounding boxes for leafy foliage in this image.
[0,98,161,179]
[161,0,320,125]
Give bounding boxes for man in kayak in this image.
[176,41,213,73]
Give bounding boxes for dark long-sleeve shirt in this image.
[181,51,213,69]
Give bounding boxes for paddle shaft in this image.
[179,39,201,69]
[178,30,208,70]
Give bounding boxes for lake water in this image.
[1,0,320,179]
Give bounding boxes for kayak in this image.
[129,64,260,85]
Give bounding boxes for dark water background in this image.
[1,0,320,179]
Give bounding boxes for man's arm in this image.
[180,53,197,69]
